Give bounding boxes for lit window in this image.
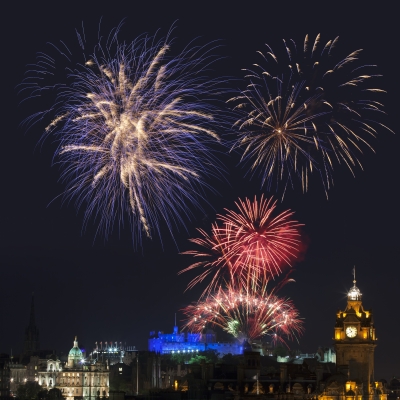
[118,368,122,372]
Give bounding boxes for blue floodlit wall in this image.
[148,326,243,356]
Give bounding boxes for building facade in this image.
[35,338,109,400]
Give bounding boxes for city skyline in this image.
[1,0,399,381]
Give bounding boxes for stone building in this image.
[54,337,109,400]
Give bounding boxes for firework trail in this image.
[179,195,303,296]
[229,34,393,194]
[182,282,304,345]
[21,24,227,244]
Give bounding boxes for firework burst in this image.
[179,195,303,296]
[230,34,393,194]
[21,25,227,244]
[182,283,304,345]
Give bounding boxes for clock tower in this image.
[334,271,376,395]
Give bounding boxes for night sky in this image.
[1,1,399,380]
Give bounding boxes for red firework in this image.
[181,283,304,345]
[179,195,303,296]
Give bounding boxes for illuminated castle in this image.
[148,325,244,356]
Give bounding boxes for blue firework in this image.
[21,25,227,245]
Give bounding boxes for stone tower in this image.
[334,271,376,395]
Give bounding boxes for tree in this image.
[188,350,219,365]
[16,382,42,400]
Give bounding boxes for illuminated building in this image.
[316,273,386,400]
[148,325,244,356]
[56,337,109,400]
[89,342,136,366]
[9,362,26,396]
[334,274,377,394]
[34,337,109,400]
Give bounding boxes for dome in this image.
[348,282,362,301]
[69,337,83,359]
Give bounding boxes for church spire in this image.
[29,292,36,327]
[23,293,40,354]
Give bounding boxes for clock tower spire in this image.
[334,270,376,395]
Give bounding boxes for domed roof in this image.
[348,268,362,301]
[348,283,362,301]
[69,337,83,359]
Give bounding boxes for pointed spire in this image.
[24,293,40,354]
[29,293,36,328]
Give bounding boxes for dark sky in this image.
[1,1,399,380]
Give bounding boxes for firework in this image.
[182,283,303,345]
[22,25,226,244]
[229,34,393,194]
[179,195,303,296]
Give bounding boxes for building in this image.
[148,326,244,356]
[33,337,109,400]
[9,361,26,396]
[0,355,11,398]
[56,337,109,400]
[89,342,136,366]
[333,274,377,395]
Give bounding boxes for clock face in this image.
[346,326,357,338]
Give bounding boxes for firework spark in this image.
[229,34,393,194]
[22,25,226,244]
[182,283,303,345]
[179,195,303,296]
